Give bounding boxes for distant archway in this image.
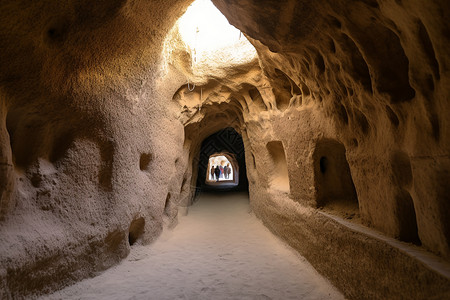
[196,127,248,191]
[206,152,239,186]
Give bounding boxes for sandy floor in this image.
[42,192,345,300]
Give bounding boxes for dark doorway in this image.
[196,127,248,192]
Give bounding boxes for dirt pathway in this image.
[42,192,345,300]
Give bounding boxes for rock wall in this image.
[212,0,450,257]
[0,0,191,297]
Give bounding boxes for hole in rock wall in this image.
[319,157,328,174]
[395,190,421,245]
[313,139,359,218]
[164,193,171,216]
[50,132,74,163]
[196,127,247,192]
[390,151,420,244]
[139,153,152,171]
[266,141,290,193]
[7,118,47,169]
[128,217,145,246]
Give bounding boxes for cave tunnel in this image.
[196,127,248,192]
[0,0,449,299]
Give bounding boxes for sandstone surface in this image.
[0,0,449,299]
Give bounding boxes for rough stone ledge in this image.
[319,211,450,280]
[252,191,450,300]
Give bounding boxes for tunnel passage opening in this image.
[313,139,359,220]
[266,141,290,193]
[206,153,239,186]
[196,127,248,193]
[128,217,145,246]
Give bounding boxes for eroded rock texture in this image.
[0,0,449,299]
[0,0,189,297]
[212,0,450,252]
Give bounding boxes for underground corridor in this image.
[1,0,450,299]
[197,127,247,191]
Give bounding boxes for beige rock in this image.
[0,0,449,299]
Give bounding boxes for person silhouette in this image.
[224,164,228,179]
[214,166,220,182]
[226,163,231,179]
[210,165,215,180]
[219,165,224,179]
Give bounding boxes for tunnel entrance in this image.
[206,153,239,186]
[196,127,248,192]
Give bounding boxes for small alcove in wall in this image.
[390,150,420,245]
[313,138,359,219]
[266,141,290,193]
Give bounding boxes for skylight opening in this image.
[179,0,243,53]
[162,0,257,78]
